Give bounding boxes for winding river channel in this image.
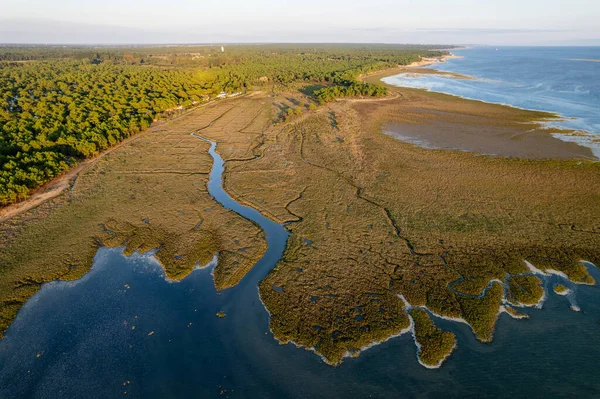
[1,138,600,398]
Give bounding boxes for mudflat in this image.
[363,69,596,160]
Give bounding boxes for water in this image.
[2,137,600,398]
[382,46,600,157]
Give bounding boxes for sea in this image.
[1,50,600,399]
[382,46,600,157]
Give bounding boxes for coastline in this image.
[3,53,600,375]
[360,66,597,160]
[406,52,464,68]
[375,52,600,159]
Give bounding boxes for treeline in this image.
[0,62,207,204]
[314,83,388,104]
[0,45,445,205]
[313,64,389,103]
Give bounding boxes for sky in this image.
[1,0,599,45]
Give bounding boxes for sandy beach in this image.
[407,53,464,68]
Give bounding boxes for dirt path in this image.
[0,131,143,224]
[0,95,250,224]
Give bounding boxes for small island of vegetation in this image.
[507,275,545,307]
[409,308,456,368]
[553,284,571,296]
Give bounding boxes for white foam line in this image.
[399,294,470,325]
[200,254,219,270]
[255,289,341,365]
[523,260,548,276]
[407,313,457,370]
[545,269,569,280]
[342,324,413,359]
[164,254,219,284]
[287,340,338,366]
[506,289,547,310]
[499,305,529,320]
[259,260,598,369]
[553,287,572,297]
[552,285,581,312]
[264,296,413,366]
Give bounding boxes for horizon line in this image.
[1,43,600,47]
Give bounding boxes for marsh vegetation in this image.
[1,45,599,369]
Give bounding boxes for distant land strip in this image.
[567,58,600,63]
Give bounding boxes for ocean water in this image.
[382,46,600,156]
[2,136,600,398]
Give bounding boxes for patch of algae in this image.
[0,98,271,338]
[222,91,600,366]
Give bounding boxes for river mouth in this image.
[0,136,293,398]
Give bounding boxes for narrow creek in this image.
[190,133,290,288]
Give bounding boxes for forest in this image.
[0,45,445,205]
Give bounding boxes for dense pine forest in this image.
[0,44,446,205]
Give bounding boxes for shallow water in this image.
[2,138,600,398]
[383,46,600,157]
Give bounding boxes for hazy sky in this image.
[1,0,599,45]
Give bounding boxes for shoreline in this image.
[360,67,597,160]
[377,54,600,159]
[3,69,600,388]
[406,52,464,68]
[376,66,564,120]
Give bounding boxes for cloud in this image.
[0,18,598,46]
[413,28,578,34]
[350,27,577,35]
